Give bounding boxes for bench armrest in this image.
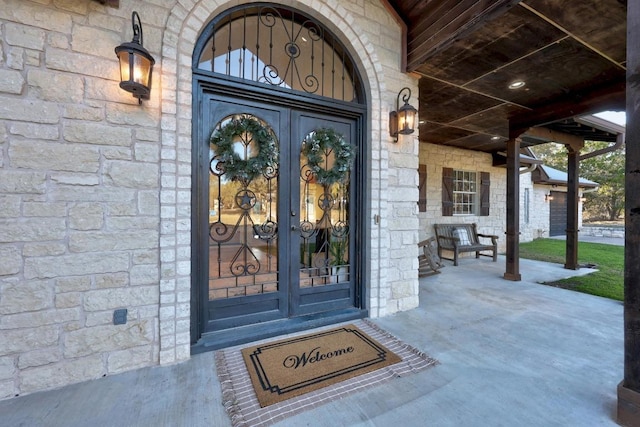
[477,233,498,245]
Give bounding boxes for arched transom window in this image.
[195,4,362,103]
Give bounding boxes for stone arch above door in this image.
[157,0,396,365]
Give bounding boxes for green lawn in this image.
[519,238,624,301]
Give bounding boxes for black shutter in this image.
[418,164,427,212]
[442,167,453,216]
[480,171,490,216]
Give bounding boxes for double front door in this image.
[193,90,361,337]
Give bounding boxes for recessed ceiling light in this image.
[491,136,501,140]
[508,80,526,90]
[418,120,426,124]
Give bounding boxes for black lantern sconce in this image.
[115,11,155,104]
[389,87,418,142]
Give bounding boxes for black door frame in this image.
[190,73,369,352]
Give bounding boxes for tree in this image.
[531,141,625,221]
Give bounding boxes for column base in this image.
[618,381,640,427]
[503,272,521,281]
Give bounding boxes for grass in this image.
[519,238,624,301]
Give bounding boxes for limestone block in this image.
[0,170,46,194]
[0,218,66,244]
[18,347,61,369]
[0,96,59,124]
[63,321,154,358]
[69,230,157,252]
[63,122,131,146]
[6,46,24,70]
[46,47,116,80]
[68,203,104,230]
[23,202,66,217]
[106,103,160,128]
[134,143,160,162]
[0,379,15,399]
[4,22,45,50]
[0,279,52,313]
[9,141,99,173]
[0,325,58,357]
[27,69,84,103]
[85,311,113,327]
[0,69,25,94]
[63,105,103,121]
[102,147,132,160]
[107,345,153,374]
[129,264,160,286]
[9,122,58,140]
[24,252,130,279]
[83,286,159,312]
[48,32,69,50]
[19,355,104,394]
[0,356,15,380]
[132,249,159,265]
[0,247,21,277]
[106,201,137,216]
[56,276,91,293]
[105,161,158,189]
[88,12,125,33]
[84,76,128,103]
[95,272,129,289]
[0,195,20,218]
[50,173,100,186]
[108,216,158,231]
[0,308,80,329]
[55,292,82,309]
[72,25,119,59]
[22,242,66,257]
[136,128,160,142]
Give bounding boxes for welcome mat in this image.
[215,319,438,427]
[242,324,401,407]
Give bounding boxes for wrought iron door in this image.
[195,94,357,334]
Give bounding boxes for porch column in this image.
[504,137,521,281]
[564,145,579,270]
[618,0,640,425]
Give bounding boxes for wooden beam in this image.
[509,79,626,138]
[503,137,521,281]
[618,1,640,425]
[406,0,521,72]
[564,147,579,270]
[523,127,584,152]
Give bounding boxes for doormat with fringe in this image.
[215,319,438,427]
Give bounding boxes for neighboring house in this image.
[527,164,599,238]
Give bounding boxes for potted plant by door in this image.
[329,238,349,283]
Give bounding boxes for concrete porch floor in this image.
[1,256,623,427]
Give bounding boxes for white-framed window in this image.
[453,170,477,215]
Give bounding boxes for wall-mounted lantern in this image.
[389,87,417,142]
[115,11,155,104]
[545,193,554,202]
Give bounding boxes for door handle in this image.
[291,225,299,231]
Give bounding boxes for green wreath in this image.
[301,128,355,185]
[210,116,279,182]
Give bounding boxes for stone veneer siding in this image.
[0,0,419,398]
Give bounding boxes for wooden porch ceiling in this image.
[386,0,627,153]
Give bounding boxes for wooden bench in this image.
[434,223,498,266]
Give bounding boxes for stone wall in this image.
[0,0,419,398]
[418,143,507,253]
